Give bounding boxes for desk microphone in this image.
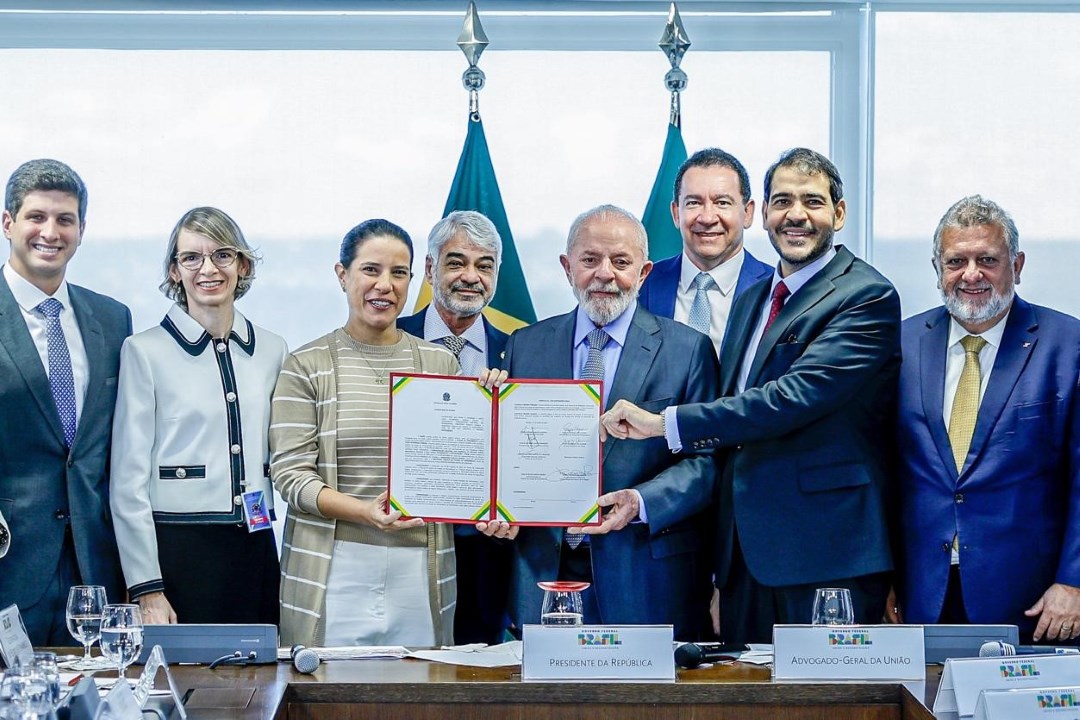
[291,644,321,674]
[979,641,1080,657]
[674,642,747,669]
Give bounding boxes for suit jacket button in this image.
[175,467,187,479]
[54,509,66,520]
[942,542,951,552]
[234,495,243,506]
[231,444,242,455]
[954,493,964,504]
[67,458,75,468]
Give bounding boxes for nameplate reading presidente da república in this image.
[522,625,675,682]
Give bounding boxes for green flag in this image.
[642,121,688,261]
[414,115,536,332]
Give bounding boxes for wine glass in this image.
[99,604,143,681]
[538,581,589,626]
[811,587,855,626]
[66,585,107,670]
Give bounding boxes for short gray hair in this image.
[565,205,648,257]
[427,210,502,269]
[933,195,1019,261]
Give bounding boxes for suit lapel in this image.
[745,249,850,388]
[481,316,506,367]
[654,258,679,319]
[918,309,958,475]
[719,280,768,394]
[69,286,106,452]
[604,308,661,463]
[962,299,1037,476]
[733,252,771,300]
[0,274,67,445]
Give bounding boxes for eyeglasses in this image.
[176,248,239,271]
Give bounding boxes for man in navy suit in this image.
[398,210,512,644]
[890,195,1080,644]
[0,159,131,645]
[638,148,771,356]
[602,149,899,644]
[503,205,719,637]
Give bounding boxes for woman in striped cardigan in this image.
[269,219,511,647]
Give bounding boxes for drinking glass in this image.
[538,581,589,626]
[0,661,52,718]
[66,585,107,670]
[29,652,61,709]
[98,604,143,681]
[811,587,855,626]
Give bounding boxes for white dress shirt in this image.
[3,263,89,423]
[422,305,488,377]
[942,312,1008,428]
[674,249,746,355]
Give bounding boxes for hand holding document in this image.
[388,374,602,527]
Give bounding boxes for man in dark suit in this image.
[398,210,512,644]
[890,195,1080,644]
[638,148,771,356]
[0,159,131,645]
[601,149,899,644]
[503,204,719,637]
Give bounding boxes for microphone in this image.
[674,642,747,669]
[979,641,1080,657]
[291,644,321,674]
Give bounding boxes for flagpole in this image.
[659,2,691,129]
[458,0,489,123]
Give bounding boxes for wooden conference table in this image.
[144,656,939,720]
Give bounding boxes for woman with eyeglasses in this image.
[110,207,287,625]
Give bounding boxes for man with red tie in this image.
[601,148,900,644]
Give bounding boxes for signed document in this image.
[388,374,601,527]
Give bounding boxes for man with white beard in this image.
[501,205,720,637]
[890,195,1080,645]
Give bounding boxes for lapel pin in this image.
[1022,342,1031,348]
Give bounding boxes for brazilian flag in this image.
[641,121,688,261]
[413,115,536,332]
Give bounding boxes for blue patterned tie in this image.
[687,271,716,335]
[581,327,610,382]
[568,327,610,551]
[37,298,77,447]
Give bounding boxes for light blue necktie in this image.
[568,326,610,551]
[37,298,77,447]
[687,271,716,335]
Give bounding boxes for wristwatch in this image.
[0,522,8,553]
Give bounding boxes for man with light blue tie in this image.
[639,148,772,356]
[502,205,720,637]
[397,210,512,645]
[0,159,131,645]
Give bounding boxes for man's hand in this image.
[1026,582,1080,641]
[883,586,903,624]
[475,519,519,540]
[478,368,509,390]
[600,399,665,441]
[569,489,640,536]
[137,592,178,624]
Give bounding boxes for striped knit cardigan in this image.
[269,329,458,647]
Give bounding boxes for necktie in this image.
[580,327,610,382]
[948,335,988,472]
[567,326,610,550]
[687,272,717,335]
[442,334,466,359]
[37,298,77,447]
[762,281,791,335]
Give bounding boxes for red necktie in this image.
[762,281,790,334]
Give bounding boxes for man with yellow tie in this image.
[891,195,1080,644]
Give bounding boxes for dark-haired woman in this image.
[270,219,510,648]
[110,207,287,625]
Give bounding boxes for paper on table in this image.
[408,642,523,668]
[737,644,774,666]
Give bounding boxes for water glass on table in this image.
[99,604,144,681]
[811,587,855,626]
[538,581,589,626]
[65,585,107,670]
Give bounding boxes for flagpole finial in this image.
[659,2,691,127]
[458,1,490,120]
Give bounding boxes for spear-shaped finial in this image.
[659,3,691,127]
[458,1,489,120]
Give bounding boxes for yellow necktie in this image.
[948,335,988,472]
